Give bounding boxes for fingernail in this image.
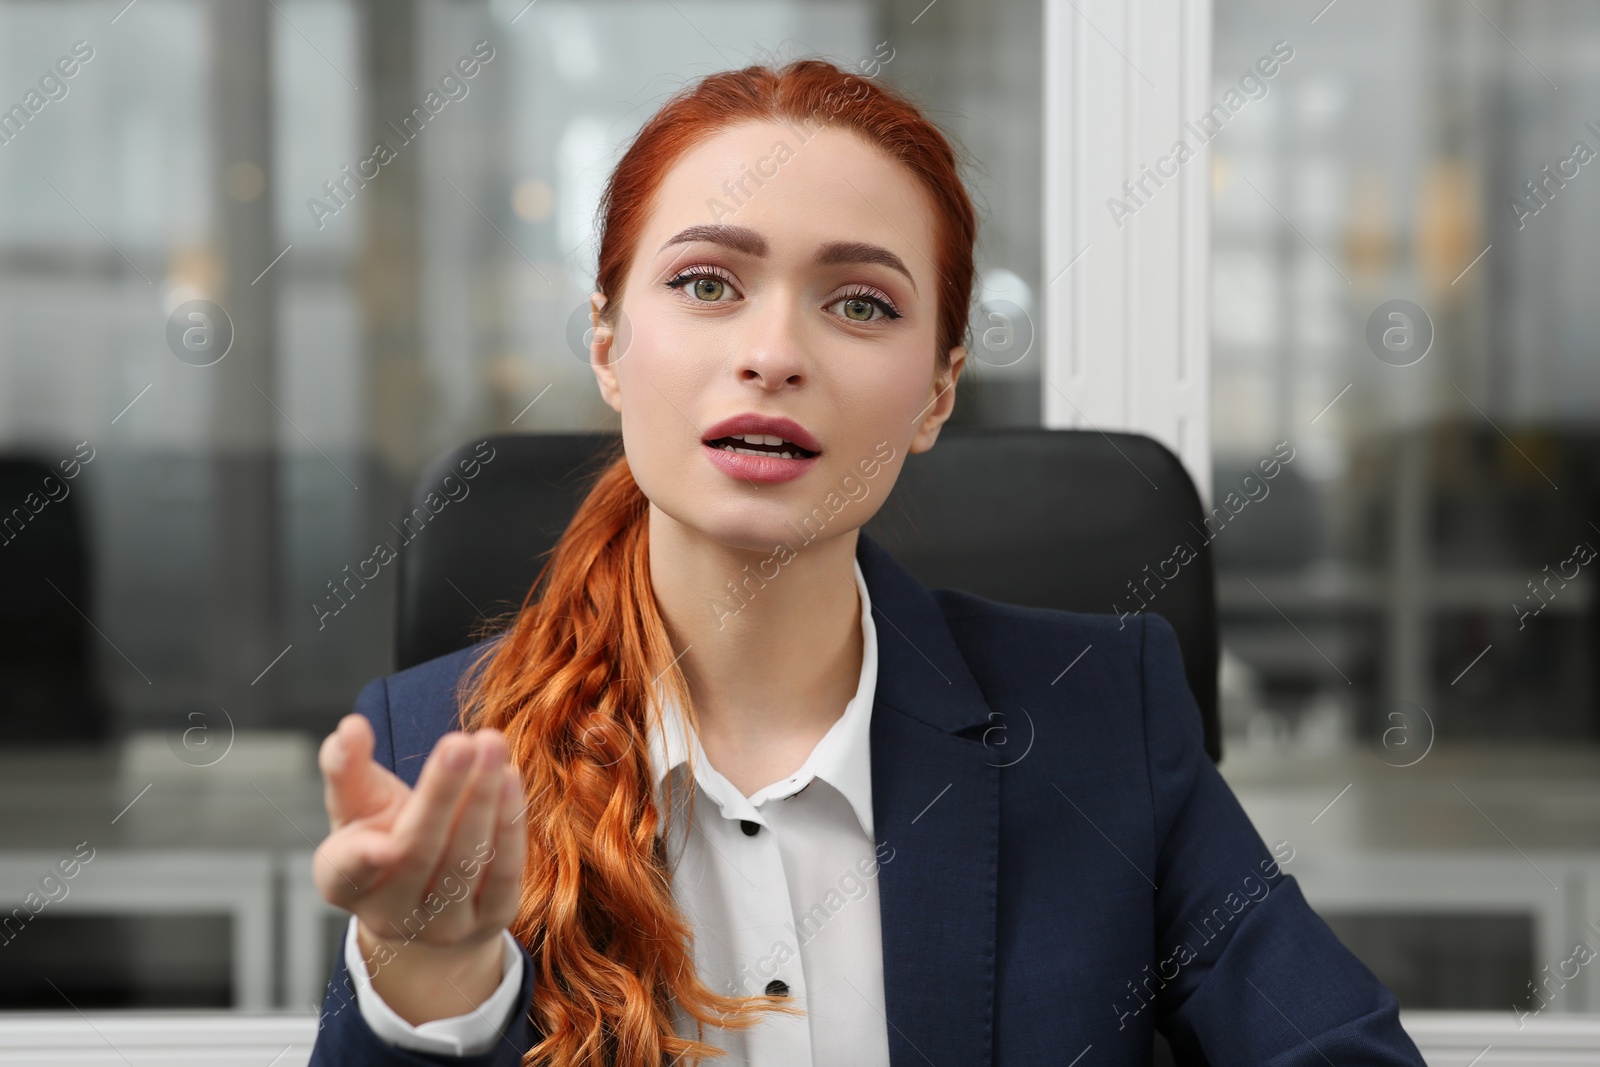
[444,739,473,771]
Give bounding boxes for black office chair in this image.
[0,455,109,743]
[395,429,1220,762]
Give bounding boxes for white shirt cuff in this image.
[345,914,524,1056]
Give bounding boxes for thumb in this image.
[320,714,402,828]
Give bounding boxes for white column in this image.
[1043,0,1214,506]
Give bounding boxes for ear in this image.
[909,344,966,454]
[587,291,623,414]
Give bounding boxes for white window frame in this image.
[1043,0,1214,507]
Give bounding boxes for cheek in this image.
[615,327,714,474]
[825,363,927,469]
[623,329,702,414]
[866,345,940,425]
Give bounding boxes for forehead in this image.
[638,120,938,276]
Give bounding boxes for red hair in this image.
[458,58,978,1066]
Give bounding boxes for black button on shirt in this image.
[765,979,789,997]
[740,819,761,836]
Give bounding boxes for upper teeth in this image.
[713,432,810,459]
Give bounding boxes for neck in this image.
[646,506,864,764]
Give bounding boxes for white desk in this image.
[0,1013,315,1066]
[0,852,275,1011]
[0,1010,1598,1065]
[1224,740,1600,1013]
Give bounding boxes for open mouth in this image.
[704,433,820,460]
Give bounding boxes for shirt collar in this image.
[644,555,878,840]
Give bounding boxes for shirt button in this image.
[740,819,761,836]
[765,979,789,997]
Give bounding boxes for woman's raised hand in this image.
[313,713,528,1025]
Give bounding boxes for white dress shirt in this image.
[347,557,892,1066]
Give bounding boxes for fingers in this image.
[320,714,390,828]
[430,731,509,924]
[313,724,529,948]
[475,760,530,927]
[376,730,488,906]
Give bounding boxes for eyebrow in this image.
[657,224,918,293]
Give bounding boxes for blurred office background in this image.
[0,0,1597,1046]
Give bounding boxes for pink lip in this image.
[700,413,823,453]
[702,442,820,484]
[701,412,823,485]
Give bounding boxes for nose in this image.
[736,295,809,391]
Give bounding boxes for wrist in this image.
[356,919,507,1026]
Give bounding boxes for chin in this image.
[661,496,813,553]
[696,512,807,556]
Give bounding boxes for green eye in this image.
[842,297,875,321]
[830,290,899,322]
[665,268,737,302]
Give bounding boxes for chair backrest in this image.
[395,429,1220,762]
[0,455,108,743]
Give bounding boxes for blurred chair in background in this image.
[0,455,109,745]
[393,428,1222,761]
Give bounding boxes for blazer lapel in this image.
[858,531,999,1067]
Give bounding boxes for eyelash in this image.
[835,285,902,321]
[663,266,903,321]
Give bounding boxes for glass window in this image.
[1211,0,1600,1018]
[0,0,1042,1014]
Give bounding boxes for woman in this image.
[306,58,1424,1067]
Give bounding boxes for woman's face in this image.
[590,120,966,555]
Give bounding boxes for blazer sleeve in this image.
[307,676,543,1066]
[1138,612,1426,1067]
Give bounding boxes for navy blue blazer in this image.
[309,531,1426,1066]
